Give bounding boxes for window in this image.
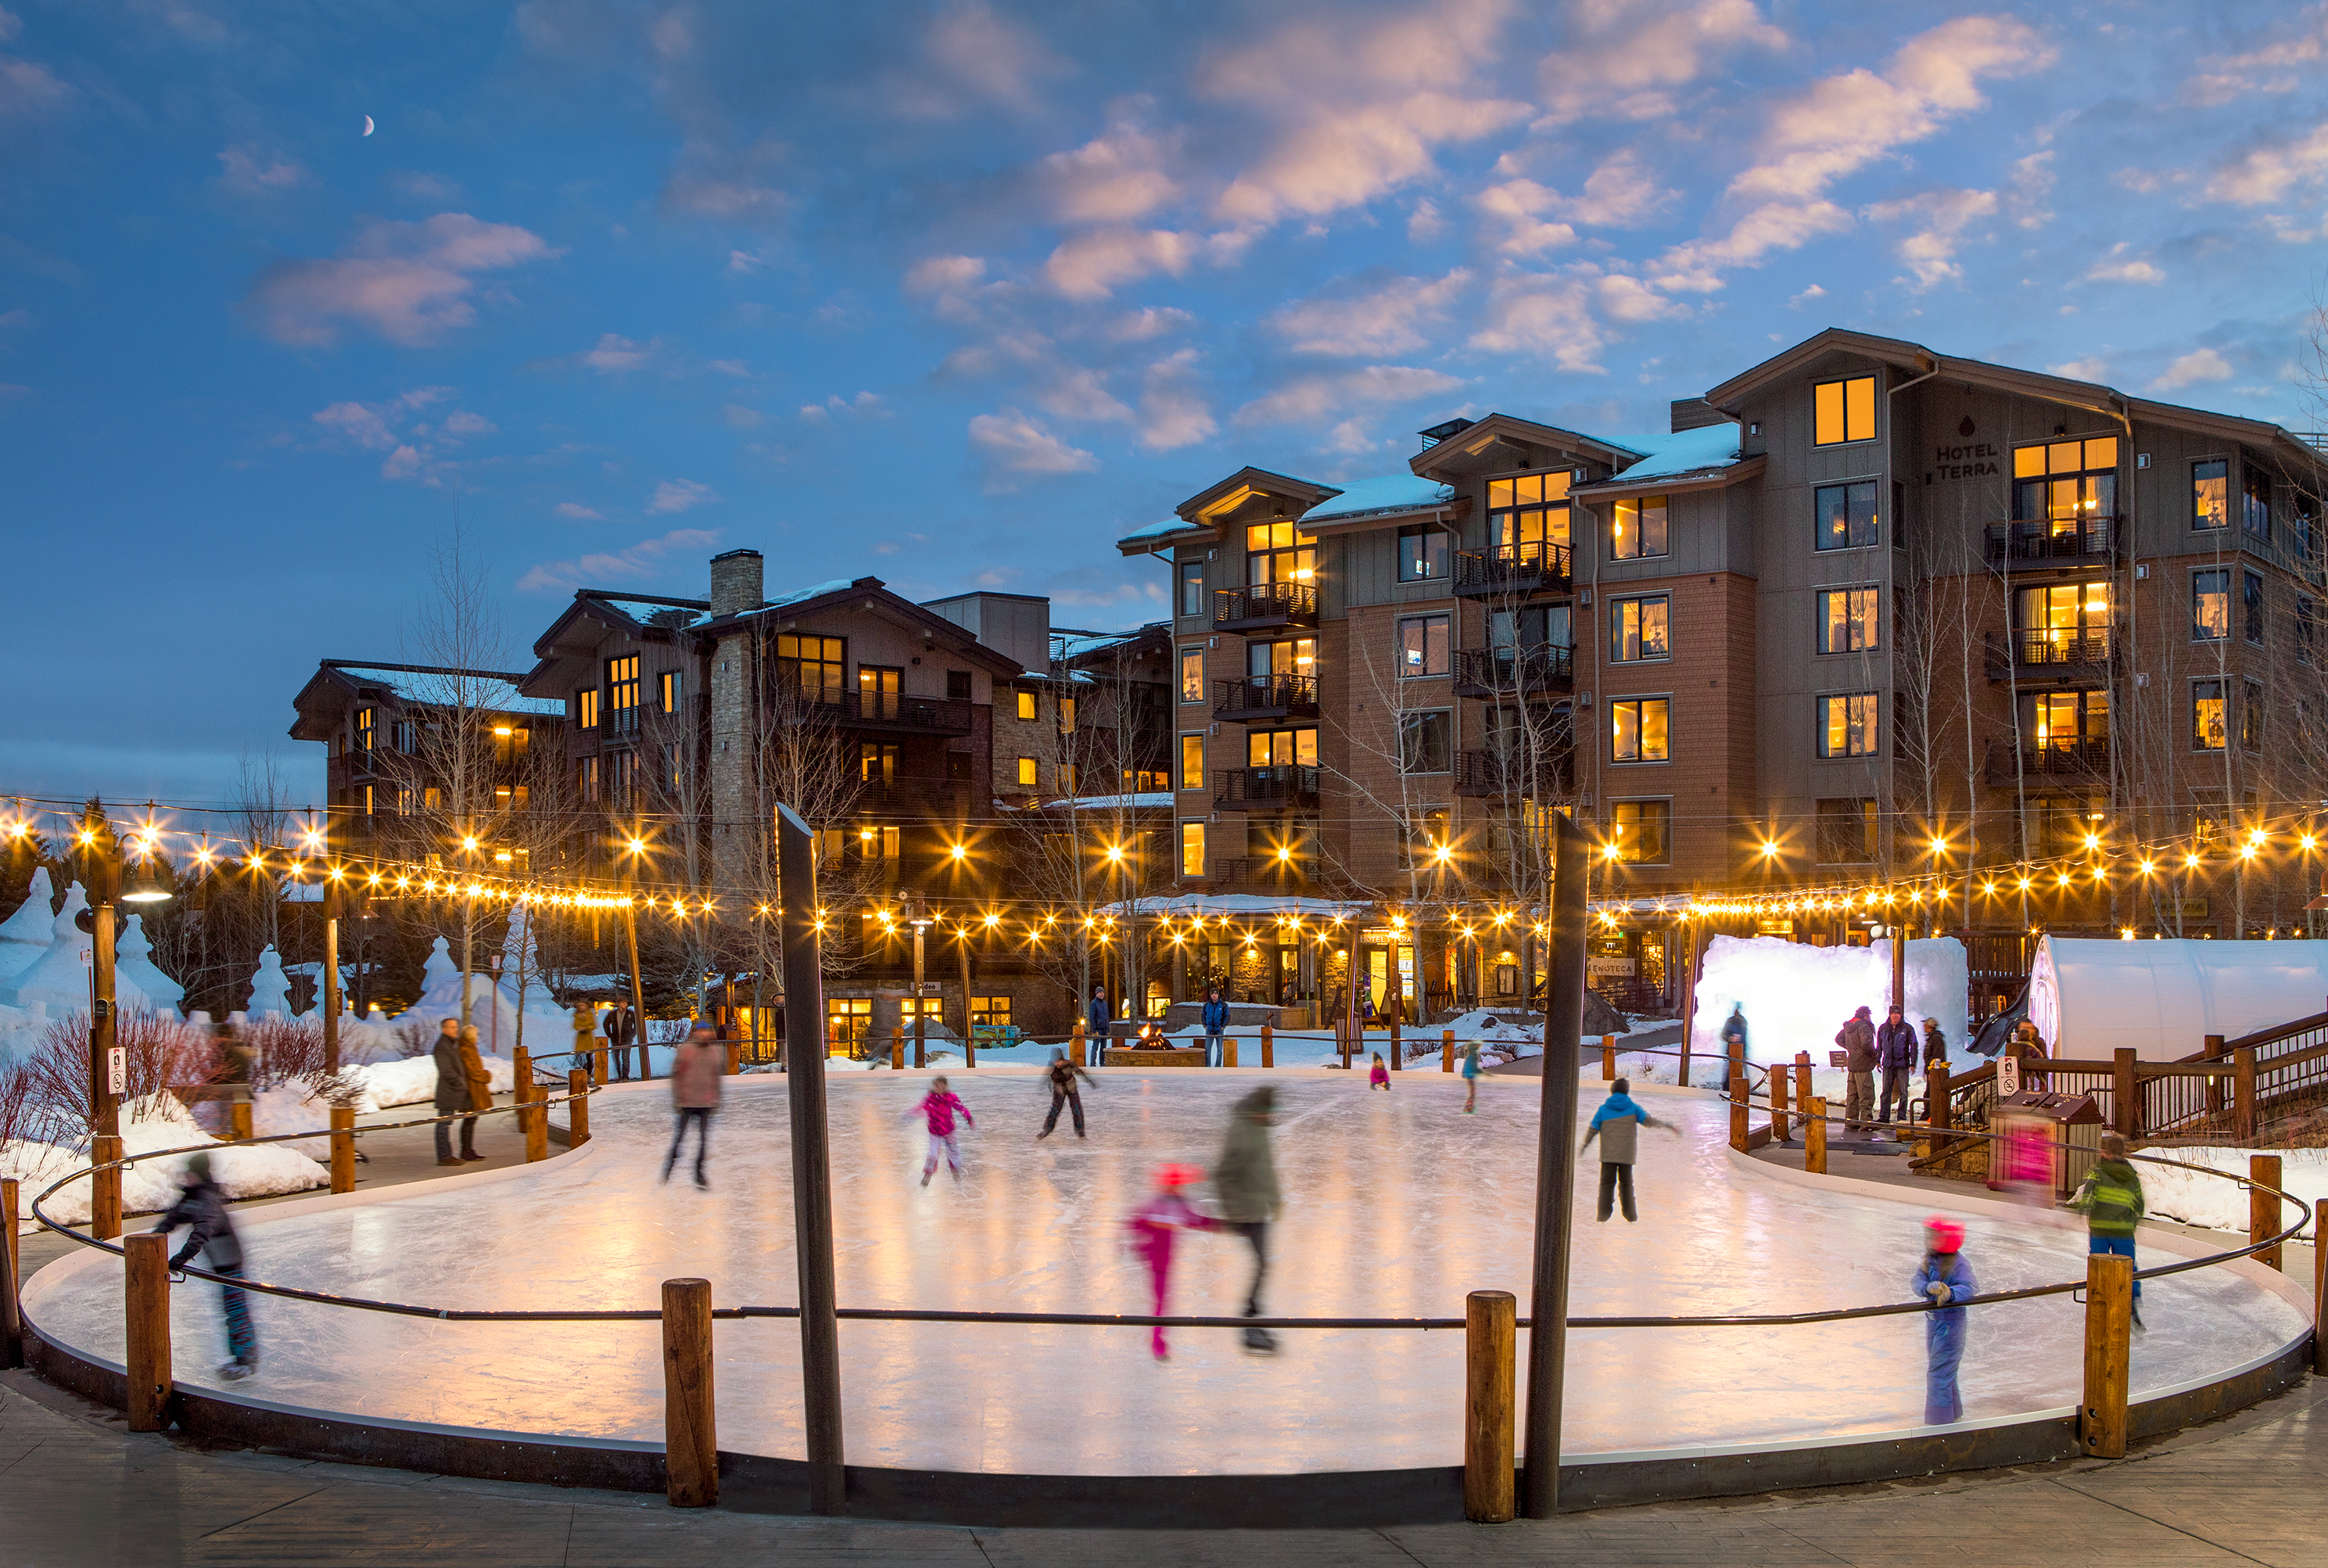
[1180,822,1205,877]
[1248,637,1315,683]
[1813,375,1877,446]
[1245,521,1315,587]
[1398,711,1452,773]
[493,725,529,767]
[606,748,633,806]
[658,669,683,715]
[393,719,417,754]
[774,634,847,705]
[1488,472,1573,556]
[1817,587,1879,654]
[1402,807,1452,869]
[1058,695,1077,734]
[857,664,902,719]
[361,784,375,816]
[970,996,1011,1029]
[946,669,971,701]
[1397,524,1450,581]
[1179,560,1206,617]
[1817,692,1878,758]
[1398,614,1451,677]
[2241,680,2264,750]
[1609,595,1670,662]
[1816,798,1878,863]
[2301,598,2319,666]
[2192,680,2226,751]
[395,786,414,816]
[2193,459,2229,530]
[1179,734,1204,791]
[1247,728,1318,767]
[1016,688,1038,721]
[1610,698,1670,763]
[354,708,375,753]
[1179,650,1203,703]
[577,755,600,803]
[1610,495,1669,560]
[949,751,972,782]
[1489,604,1569,654]
[575,687,600,730]
[660,743,681,792]
[2020,690,2108,757]
[1815,481,1880,550]
[826,998,872,1054]
[856,823,901,859]
[859,742,898,785]
[2242,466,2272,541]
[2294,491,2319,560]
[2193,569,2229,640]
[1609,799,1670,863]
[607,655,640,736]
[2011,436,2118,531]
[2244,571,2264,645]
[1016,756,1038,787]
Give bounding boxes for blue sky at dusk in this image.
[5,0,2327,808]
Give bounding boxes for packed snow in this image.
[9,1093,325,1225]
[1690,935,1971,1069]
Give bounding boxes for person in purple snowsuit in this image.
[909,1076,975,1186]
[1125,1163,1217,1360]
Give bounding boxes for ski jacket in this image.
[1836,1014,1878,1071]
[2072,1157,2146,1236]
[669,1041,723,1109]
[1913,1251,1978,1324]
[1875,1020,1918,1071]
[1046,1057,1092,1094]
[1213,1089,1280,1222]
[152,1179,242,1271]
[913,1090,973,1137]
[1200,999,1229,1033]
[1582,1092,1663,1165]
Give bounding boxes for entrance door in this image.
[858,665,902,721]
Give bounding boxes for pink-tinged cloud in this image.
[647,478,719,514]
[242,213,556,347]
[967,408,1099,483]
[518,527,723,594]
[216,145,310,195]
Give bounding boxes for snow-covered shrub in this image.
[22,1008,211,1136]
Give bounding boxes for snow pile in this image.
[5,1093,325,1225]
[1437,1010,1541,1043]
[0,869,55,985]
[2133,1146,2326,1239]
[5,883,92,1013]
[342,1051,516,1111]
[1689,936,1970,1069]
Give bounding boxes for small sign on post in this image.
[1999,1055,2021,1098]
[107,1046,125,1097]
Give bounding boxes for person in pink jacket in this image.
[909,1076,975,1186]
[1125,1163,1217,1360]
[662,1023,723,1189]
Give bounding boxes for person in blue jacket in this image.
[1200,987,1229,1067]
[1913,1215,1978,1424]
[1578,1078,1674,1222]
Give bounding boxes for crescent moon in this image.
[362,115,375,136]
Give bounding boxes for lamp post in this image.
[907,895,931,1070]
[78,805,173,1242]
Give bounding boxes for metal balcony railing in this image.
[1212,675,1320,722]
[2011,626,2113,669]
[1213,765,1320,809]
[787,692,977,735]
[1453,748,1575,798]
[1452,644,1574,698]
[1453,540,1572,597]
[1985,516,2116,564]
[1983,735,2111,784]
[1212,582,1319,631]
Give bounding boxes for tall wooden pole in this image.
[88,816,122,1241]
[322,878,343,1075]
[1522,813,1587,1519]
[778,806,845,1514]
[624,894,650,1081]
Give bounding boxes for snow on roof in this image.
[759,578,856,612]
[1605,423,1743,483]
[1299,475,1451,523]
[1117,517,1207,546]
[1099,893,1374,918]
[1038,791,1173,812]
[595,596,711,630]
[1054,626,1156,662]
[329,666,567,716]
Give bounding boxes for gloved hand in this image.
[1925,1280,1950,1303]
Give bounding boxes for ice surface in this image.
[1691,936,1971,1068]
[24,1072,2306,1477]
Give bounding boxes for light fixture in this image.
[121,852,174,903]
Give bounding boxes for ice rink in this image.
[24,1070,2312,1477]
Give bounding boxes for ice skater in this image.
[1579,1078,1675,1222]
[1368,1050,1389,1090]
[1213,1084,1282,1353]
[1461,1039,1483,1112]
[662,1022,721,1188]
[2072,1132,2147,1330]
[910,1075,975,1185]
[1038,1046,1093,1139]
[1913,1216,1977,1424]
[1125,1163,1218,1360]
[151,1153,256,1381]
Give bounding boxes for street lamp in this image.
[906,895,934,1069]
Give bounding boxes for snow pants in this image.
[923,1132,962,1175]
[1227,1220,1268,1316]
[1924,1310,1965,1425]
[1145,1250,1174,1358]
[1845,1070,1875,1130]
[215,1263,256,1365]
[1042,1089,1085,1136]
[664,1106,712,1181]
[2090,1233,2141,1300]
[1597,1161,1637,1222]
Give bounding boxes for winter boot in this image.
[1242,1323,1278,1354]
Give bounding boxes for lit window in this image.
[2242,466,2272,541]
[2193,569,2229,641]
[1245,521,1315,586]
[1398,614,1451,677]
[1816,798,1878,863]
[2244,680,2262,751]
[1610,496,1668,560]
[970,996,1011,1028]
[1818,692,1878,758]
[1609,799,1670,863]
[1180,821,1205,877]
[1016,688,1037,721]
[1813,375,1877,446]
[1180,650,1204,703]
[2192,459,2228,530]
[1817,587,1879,654]
[658,669,683,714]
[2192,680,2226,752]
[608,655,640,737]
[1397,524,1450,582]
[1058,695,1076,734]
[354,708,375,752]
[1179,560,1206,616]
[1815,481,1880,550]
[1609,596,1669,662]
[773,635,846,705]
[575,687,600,730]
[1487,472,1572,553]
[1610,698,1670,763]
[1247,728,1318,767]
[1179,734,1204,791]
[2011,436,2118,531]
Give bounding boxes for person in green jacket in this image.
[2071,1132,2147,1329]
[1213,1085,1282,1355]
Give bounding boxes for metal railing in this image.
[1985,516,2116,563]
[1453,540,1572,597]
[1453,748,1573,798]
[1211,582,1318,630]
[1452,644,1574,697]
[1996,627,2113,669]
[1984,735,2110,783]
[1211,674,1318,720]
[1213,764,1319,809]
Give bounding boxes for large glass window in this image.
[1490,604,1569,658]
[1815,481,1880,550]
[1246,521,1315,587]
[2192,680,2226,751]
[1610,697,1670,762]
[1401,807,1453,869]
[1609,799,1670,863]
[1397,524,1450,582]
[354,707,375,753]
[1817,587,1879,654]
[1179,560,1206,616]
[1816,798,1878,863]
[1248,728,1318,767]
[1249,637,1316,679]
[1017,756,1038,787]
[1180,821,1205,877]
[1017,688,1038,720]
[857,664,902,719]
[607,655,640,737]
[2242,466,2272,541]
[2193,570,2229,641]
[1398,615,1451,677]
[1487,472,1572,552]
[2245,571,2265,645]
[1609,596,1669,662]
[1610,495,1669,560]
[1813,375,1876,446]
[2244,679,2263,750]
[774,634,846,705]
[658,669,683,715]
[2020,689,2109,755]
[2011,436,2118,533]
[1179,734,1204,791]
[1179,650,1204,703]
[2014,580,2111,662]
[1818,692,1878,758]
[575,687,600,730]
[2193,459,2229,530]
[1398,711,1451,773]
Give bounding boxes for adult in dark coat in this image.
[1874,1004,1918,1126]
[603,1003,634,1081]
[430,1018,470,1166]
[1836,1006,1878,1132]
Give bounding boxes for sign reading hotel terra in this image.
[1928,416,2000,483]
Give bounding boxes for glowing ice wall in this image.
[1688,936,1970,1067]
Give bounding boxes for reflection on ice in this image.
[25,1071,2308,1477]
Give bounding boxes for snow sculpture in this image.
[245,945,292,1018]
[115,913,185,1013]
[6,882,95,1014]
[0,868,56,985]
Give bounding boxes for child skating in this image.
[1038,1046,1094,1139]
[909,1075,974,1185]
[2072,1132,2147,1330]
[1578,1078,1675,1222]
[1913,1216,1978,1424]
[1461,1039,1483,1112]
[150,1152,256,1380]
[1368,1050,1390,1090]
[1125,1163,1217,1360]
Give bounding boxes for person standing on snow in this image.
[456,1024,491,1162]
[1836,1006,1878,1132]
[1913,1215,1978,1424]
[151,1152,256,1381]
[1578,1078,1676,1222]
[1875,1004,1917,1127]
[1200,987,1229,1067]
[1718,1004,1748,1092]
[1124,1163,1218,1360]
[1038,1046,1094,1139]
[909,1075,975,1186]
[662,1022,722,1188]
[1213,1084,1282,1354]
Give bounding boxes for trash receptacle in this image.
[1992,1089,2102,1198]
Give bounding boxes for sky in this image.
[5,0,2328,810]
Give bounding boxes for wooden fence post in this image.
[1071,1020,1085,1068]
[124,1231,173,1433]
[661,1276,716,1507]
[1794,1052,1813,1135]
[1390,1010,1402,1071]
[964,1027,977,1070]
[1443,1028,1455,1072]
[2112,1048,2138,1140]
[2250,1153,2283,1270]
[1805,1098,1828,1175]
[2315,1216,2328,1377]
[1928,1059,1951,1130]
[890,1027,903,1071]
[1728,1051,1748,1153]
[726,1039,741,1077]
[2203,1033,2225,1119]
[229,1101,253,1143]
[1463,1289,1516,1523]
[1770,1059,1789,1143]
[2234,1047,2257,1140]
[1,1177,22,1369]
[567,1069,591,1146]
[329,1106,356,1193]
[91,1134,123,1243]
[1261,1024,1273,1069]
[1601,1034,1616,1081]
[2080,1250,2133,1459]
[1224,1035,1239,1068]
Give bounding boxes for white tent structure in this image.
[2028,937,2328,1062]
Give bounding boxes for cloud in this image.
[647,478,719,514]
[1137,349,1216,450]
[581,332,655,373]
[1268,269,1470,357]
[1035,101,1182,222]
[518,527,722,594]
[242,212,555,347]
[967,408,1099,479]
[2208,125,2328,206]
[0,48,72,120]
[1470,276,1609,371]
[554,501,604,520]
[1234,364,1464,427]
[308,386,487,483]
[1034,368,1134,423]
[1867,187,1998,289]
[389,170,462,202]
[1481,150,1678,251]
[2047,357,2108,382]
[2151,348,2234,392]
[903,254,1007,323]
[1788,283,1827,307]
[1533,0,1789,127]
[439,410,496,437]
[798,391,885,422]
[1102,307,1195,343]
[706,359,749,377]
[878,0,1070,119]
[662,132,791,226]
[1652,16,2054,292]
[2185,8,2328,106]
[1042,226,1244,300]
[311,400,397,450]
[2083,242,2165,285]
[216,145,310,195]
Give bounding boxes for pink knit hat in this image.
[1924,1215,1965,1253]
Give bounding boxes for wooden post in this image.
[329,1106,356,1193]
[1,1177,22,1370]
[2234,1048,2257,1140]
[322,879,342,1076]
[524,1078,548,1163]
[910,1020,924,1071]
[1770,1059,1789,1143]
[1070,1019,1085,1068]
[1261,1024,1273,1068]
[1806,1097,1828,1175]
[1444,1028,1455,1072]
[229,1100,253,1143]
[964,1023,976,1070]
[1390,1006,1403,1071]
[574,1006,597,1089]
[124,1231,173,1433]
[1728,1046,1748,1153]
[2250,1153,2283,1270]
[2204,1033,2225,1119]
[567,1069,590,1146]
[890,1026,903,1071]
[661,1276,717,1507]
[2112,1048,2139,1140]
[1521,813,1587,1521]
[2315,1215,2327,1377]
[777,806,845,1514]
[1463,1289,1517,1523]
[1601,1034,1616,1081]
[1794,1052,1813,1136]
[91,1133,123,1243]
[623,897,651,1082]
[2080,1250,2133,1459]
[726,1039,741,1077]
[1928,1059,1951,1130]
[1223,1035,1239,1068]
[1676,923,1697,1089]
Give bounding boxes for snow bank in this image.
[1689,936,1970,1069]
[2133,1146,2326,1239]
[5,1093,325,1225]
[343,1051,516,1111]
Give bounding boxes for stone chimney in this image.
[708,548,763,616]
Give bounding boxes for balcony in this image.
[1199,855,1319,890]
[855,777,970,816]
[1453,748,1576,798]
[1213,674,1319,723]
[1985,516,2116,565]
[1983,735,2111,786]
[789,692,976,736]
[1213,582,1319,633]
[1986,627,2114,680]
[1454,540,1572,598]
[1214,765,1320,810]
[1452,644,1574,700]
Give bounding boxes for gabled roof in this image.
[734,576,1026,678]
[1573,424,1762,501]
[1299,475,1454,524]
[1120,467,1342,556]
[290,660,560,741]
[1408,413,1647,481]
